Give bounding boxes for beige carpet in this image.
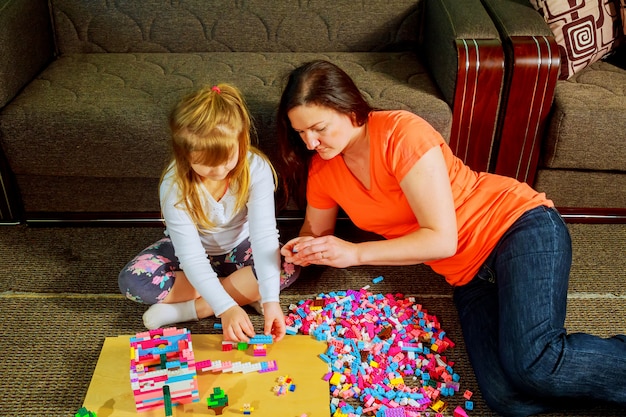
[0,223,624,417]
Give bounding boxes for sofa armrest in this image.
[0,0,54,222]
[481,0,560,184]
[483,0,554,37]
[0,0,55,108]
[423,0,505,172]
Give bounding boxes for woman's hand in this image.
[262,301,286,342]
[280,204,342,266]
[283,235,359,268]
[281,236,315,266]
[219,305,256,342]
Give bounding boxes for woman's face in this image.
[287,104,357,160]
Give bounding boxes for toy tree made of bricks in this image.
[207,386,229,415]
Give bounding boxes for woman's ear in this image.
[350,112,359,126]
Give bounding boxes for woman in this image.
[276,60,626,416]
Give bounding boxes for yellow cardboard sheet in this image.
[83,334,330,417]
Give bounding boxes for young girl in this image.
[119,84,299,342]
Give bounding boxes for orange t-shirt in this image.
[306,110,553,286]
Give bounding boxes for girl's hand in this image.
[281,236,315,266]
[219,305,256,342]
[262,302,286,342]
[292,235,359,268]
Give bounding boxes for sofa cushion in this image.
[534,169,626,208]
[0,52,451,214]
[541,60,626,171]
[14,176,161,213]
[530,0,623,79]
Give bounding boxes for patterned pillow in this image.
[530,0,622,79]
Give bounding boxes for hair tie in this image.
[211,85,221,94]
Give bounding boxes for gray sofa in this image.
[0,0,504,224]
[482,0,626,222]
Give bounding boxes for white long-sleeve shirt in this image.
[159,151,281,316]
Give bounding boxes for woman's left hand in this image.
[292,235,358,268]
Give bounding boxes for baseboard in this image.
[7,207,625,227]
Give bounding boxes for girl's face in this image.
[287,104,358,160]
[189,144,239,182]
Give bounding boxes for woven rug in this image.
[0,223,625,417]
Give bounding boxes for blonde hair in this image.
[163,83,275,230]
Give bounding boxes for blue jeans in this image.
[453,206,626,416]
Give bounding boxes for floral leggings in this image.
[118,237,300,304]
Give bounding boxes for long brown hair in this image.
[163,83,274,229]
[276,60,374,209]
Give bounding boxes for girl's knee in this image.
[118,250,178,304]
[118,266,174,304]
[118,268,132,295]
[118,269,144,302]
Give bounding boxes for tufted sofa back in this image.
[0,0,507,222]
[51,0,423,54]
